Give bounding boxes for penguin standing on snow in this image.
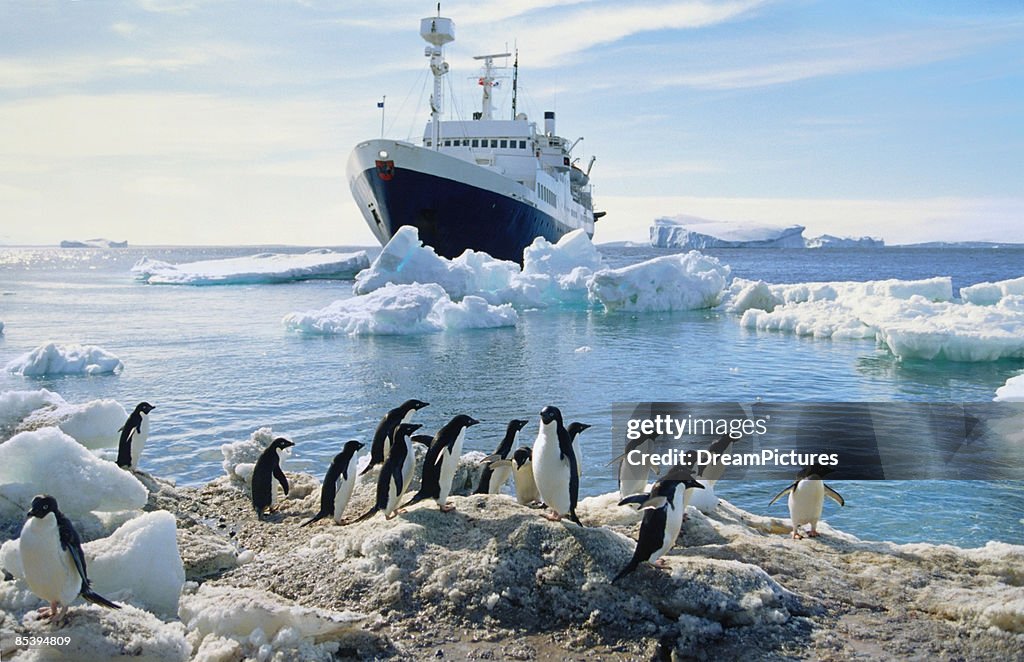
[351,423,422,522]
[769,465,845,539]
[475,418,529,494]
[251,437,295,519]
[613,467,704,582]
[19,494,121,624]
[360,399,429,476]
[567,421,591,478]
[532,406,583,526]
[301,440,365,527]
[511,447,540,506]
[403,414,480,512]
[116,401,155,471]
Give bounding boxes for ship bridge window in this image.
[490,139,498,148]
[444,140,452,146]
[519,140,527,149]
[500,139,508,148]
[471,139,479,148]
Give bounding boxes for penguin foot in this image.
[653,559,669,570]
[385,512,397,520]
[542,511,563,522]
[791,531,804,540]
[807,530,820,538]
[439,503,456,512]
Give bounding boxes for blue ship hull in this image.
[355,166,577,263]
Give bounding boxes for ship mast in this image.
[472,52,511,121]
[420,6,454,150]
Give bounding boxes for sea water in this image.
[1,245,1022,547]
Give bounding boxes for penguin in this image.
[360,399,429,476]
[768,465,845,539]
[301,440,365,527]
[511,447,540,506]
[684,433,735,519]
[115,401,155,471]
[612,431,659,500]
[567,421,591,478]
[351,423,422,522]
[251,437,295,520]
[19,494,120,624]
[613,467,704,582]
[531,405,583,526]
[475,418,529,494]
[403,414,480,511]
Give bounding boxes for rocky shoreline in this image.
[2,451,1022,661]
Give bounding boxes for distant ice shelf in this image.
[649,216,884,249]
[60,238,128,248]
[132,249,370,285]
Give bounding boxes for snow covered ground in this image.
[132,249,369,285]
[5,342,124,376]
[0,388,126,448]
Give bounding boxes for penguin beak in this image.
[686,479,705,490]
[467,418,480,427]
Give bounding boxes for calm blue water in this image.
[1,245,1022,547]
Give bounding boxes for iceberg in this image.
[60,238,128,248]
[960,276,1024,306]
[132,249,370,285]
[588,252,730,312]
[283,283,517,336]
[731,277,1024,361]
[650,216,806,249]
[353,226,604,308]
[804,234,885,248]
[0,427,148,521]
[994,373,1024,402]
[5,342,124,376]
[0,388,127,448]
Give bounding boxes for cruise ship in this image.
[346,11,601,263]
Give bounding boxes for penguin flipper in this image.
[640,496,669,511]
[115,428,135,468]
[273,465,289,496]
[57,515,89,584]
[824,484,845,506]
[617,493,651,507]
[81,586,121,610]
[768,482,798,506]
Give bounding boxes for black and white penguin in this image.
[532,405,583,526]
[567,421,591,479]
[613,467,704,582]
[769,465,844,539]
[403,414,480,512]
[251,437,295,520]
[115,401,155,471]
[301,440,365,527]
[351,423,422,522]
[359,399,429,476]
[475,418,529,494]
[19,494,120,624]
[613,431,659,500]
[511,447,540,506]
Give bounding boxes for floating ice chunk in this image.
[804,234,884,248]
[178,584,365,656]
[353,226,483,298]
[132,249,369,285]
[0,428,147,520]
[727,276,953,314]
[960,276,1024,306]
[6,342,124,376]
[588,251,730,312]
[283,283,517,335]
[995,373,1024,402]
[0,389,128,448]
[523,228,604,276]
[651,215,805,249]
[726,279,777,314]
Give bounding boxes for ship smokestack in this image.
[544,111,555,136]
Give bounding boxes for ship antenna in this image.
[511,48,518,120]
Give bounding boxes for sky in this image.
[1,0,1022,247]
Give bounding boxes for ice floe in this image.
[0,427,147,521]
[283,282,517,335]
[5,342,124,376]
[588,251,730,312]
[651,216,806,249]
[0,388,127,448]
[960,276,1024,306]
[132,249,369,285]
[60,238,128,248]
[730,276,1024,361]
[995,373,1024,402]
[804,234,885,248]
